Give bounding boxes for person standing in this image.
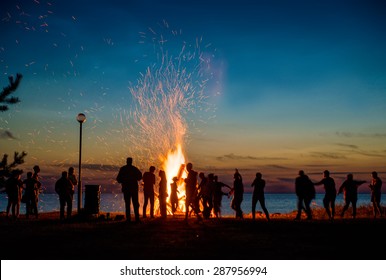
[116,157,142,223]
[294,170,315,220]
[251,172,270,221]
[68,167,77,195]
[199,172,213,219]
[22,171,39,219]
[202,173,215,219]
[142,166,156,218]
[213,175,230,218]
[55,171,73,221]
[68,167,77,211]
[31,165,42,215]
[5,170,23,220]
[338,173,366,219]
[170,176,180,214]
[198,172,207,212]
[230,169,244,219]
[369,171,383,218]
[158,170,168,219]
[314,170,336,220]
[184,162,201,221]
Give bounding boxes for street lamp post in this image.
[76,113,86,213]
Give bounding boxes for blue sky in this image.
[1,0,386,192]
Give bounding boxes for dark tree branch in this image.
[0,72,27,190]
[0,73,23,112]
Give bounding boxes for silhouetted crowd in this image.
[3,165,77,221]
[2,157,383,222]
[116,157,384,223]
[116,158,240,223]
[3,165,41,220]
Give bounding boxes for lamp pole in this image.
[76,113,86,213]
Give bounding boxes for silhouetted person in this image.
[142,166,156,218]
[213,175,230,218]
[67,167,76,213]
[202,173,215,219]
[16,172,24,217]
[198,172,213,219]
[22,171,39,219]
[170,176,179,214]
[251,172,270,221]
[184,162,202,221]
[68,167,77,195]
[5,170,23,220]
[198,172,207,203]
[31,165,42,215]
[294,170,315,220]
[369,171,383,218]
[314,170,336,220]
[55,171,73,221]
[230,168,244,219]
[338,173,366,219]
[116,157,142,223]
[158,170,168,219]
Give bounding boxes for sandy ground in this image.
[1,210,385,260]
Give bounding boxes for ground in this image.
[1,209,385,260]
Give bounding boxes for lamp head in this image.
[77,113,86,123]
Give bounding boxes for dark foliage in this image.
[0,73,23,112]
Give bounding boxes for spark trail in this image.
[118,22,217,213]
[120,22,216,171]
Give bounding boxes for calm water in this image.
[0,192,374,217]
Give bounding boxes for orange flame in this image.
[162,143,187,214]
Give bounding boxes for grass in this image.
[252,203,383,219]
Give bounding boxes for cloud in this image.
[335,143,358,149]
[83,164,121,171]
[354,150,385,158]
[265,164,292,170]
[0,131,18,140]
[332,143,386,158]
[336,132,386,138]
[216,153,287,162]
[277,177,295,184]
[52,163,119,171]
[310,152,347,159]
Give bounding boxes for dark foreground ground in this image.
[1,211,385,260]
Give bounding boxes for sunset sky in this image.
[1,0,385,192]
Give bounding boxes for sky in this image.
[1,0,386,193]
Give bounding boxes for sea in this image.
[0,192,375,217]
